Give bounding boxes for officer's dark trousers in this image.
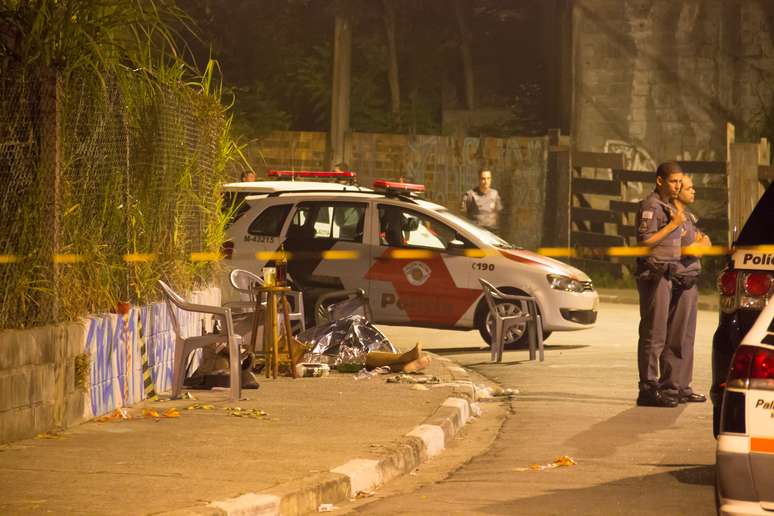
[661,284,698,395]
[637,274,679,392]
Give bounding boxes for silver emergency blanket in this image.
[297,314,398,366]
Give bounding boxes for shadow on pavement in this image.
[474,465,715,515]
[429,346,490,355]
[562,406,685,458]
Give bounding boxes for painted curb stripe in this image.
[331,458,383,497]
[442,397,471,425]
[209,493,280,515]
[406,424,446,458]
[138,311,157,401]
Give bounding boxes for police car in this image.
[712,183,774,436]
[221,171,599,347]
[716,298,774,515]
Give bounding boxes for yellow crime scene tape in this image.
[6,245,774,264]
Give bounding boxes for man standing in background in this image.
[461,169,503,233]
[661,175,710,403]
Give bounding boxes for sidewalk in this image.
[0,353,477,515]
[597,287,719,312]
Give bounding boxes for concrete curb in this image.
[164,354,476,516]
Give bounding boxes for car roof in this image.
[223,181,373,193]
[736,182,774,245]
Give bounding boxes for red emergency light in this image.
[373,179,426,194]
[268,170,357,180]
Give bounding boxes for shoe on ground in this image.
[679,392,706,403]
[637,389,679,408]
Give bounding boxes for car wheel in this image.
[475,289,550,349]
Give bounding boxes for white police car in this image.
[221,172,599,347]
[716,297,774,515]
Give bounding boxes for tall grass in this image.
[0,1,243,329]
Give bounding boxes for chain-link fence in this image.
[0,66,227,330]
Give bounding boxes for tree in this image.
[453,0,475,110]
[382,0,401,125]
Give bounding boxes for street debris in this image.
[513,455,578,472]
[142,408,180,419]
[186,403,215,410]
[475,384,518,399]
[353,366,391,380]
[470,402,482,417]
[225,407,269,419]
[181,392,196,400]
[317,503,336,512]
[35,432,64,440]
[95,408,130,422]
[295,362,330,378]
[410,384,429,391]
[386,374,441,385]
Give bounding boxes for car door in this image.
[366,203,480,327]
[283,200,371,306]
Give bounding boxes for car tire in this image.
[475,288,550,349]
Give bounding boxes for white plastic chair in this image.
[478,278,544,363]
[158,280,242,401]
[226,268,306,332]
[314,288,373,325]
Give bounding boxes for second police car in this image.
[221,172,599,347]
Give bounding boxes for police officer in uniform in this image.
[461,169,503,233]
[635,161,685,407]
[662,175,710,403]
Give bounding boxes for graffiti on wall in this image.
[83,288,218,418]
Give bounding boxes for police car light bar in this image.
[372,179,426,194]
[268,170,357,180]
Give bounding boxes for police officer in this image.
[635,161,685,407]
[662,175,710,403]
[461,169,503,233]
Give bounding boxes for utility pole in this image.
[330,0,352,168]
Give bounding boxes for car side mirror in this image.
[448,239,466,253]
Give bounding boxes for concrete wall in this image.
[244,131,548,249]
[573,0,774,167]
[0,287,219,444]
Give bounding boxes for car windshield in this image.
[434,209,517,249]
[736,183,774,246]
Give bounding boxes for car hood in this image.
[499,248,592,281]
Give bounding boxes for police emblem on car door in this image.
[366,204,479,325]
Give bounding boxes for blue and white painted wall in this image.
[0,286,220,443]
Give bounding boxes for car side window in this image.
[287,202,366,243]
[378,204,466,250]
[247,204,292,236]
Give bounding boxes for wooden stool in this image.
[251,286,299,379]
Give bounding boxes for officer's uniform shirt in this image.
[461,187,503,231]
[635,191,682,270]
[674,210,701,278]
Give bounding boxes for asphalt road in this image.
[355,302,718,515]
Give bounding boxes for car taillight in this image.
[728,345,755,387]
[718,270,737,296]
[743,272,772,297]
[727,344,774,389]
[221,241,234,260]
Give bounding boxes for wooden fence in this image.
[543,125,773,277]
